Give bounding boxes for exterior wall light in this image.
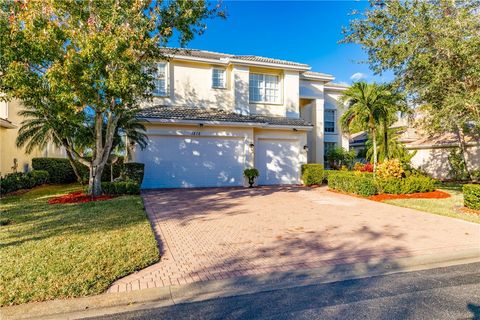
[303,145,309,152]
[293,128,298,132]
[199,123,204,127]
[249,143,255,152]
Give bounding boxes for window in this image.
[324,142,337,168]
[153,62,168,96]
[249,73,280,103]
[212,68,226,88]
[324,109,335,133]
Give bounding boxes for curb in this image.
[2,248,480,320]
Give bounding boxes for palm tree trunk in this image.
[383,120,389,160]
[372,129,378,173]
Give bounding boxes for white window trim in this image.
[152,62,170,97]
[249,73,282,104]
[212,67,227,89]
[324,109,336,134]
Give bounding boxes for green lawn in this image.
[383,184,480,224]
[0,184,159,306]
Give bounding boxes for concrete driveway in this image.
[108,186,480,293]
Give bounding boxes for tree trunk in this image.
[372,129,378,173]
[65,149,83,185]
[455,127,472,180]
[383,120,389,160]
[88,162,105,197]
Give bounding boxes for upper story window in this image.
[212,68,226,88]
[249,73,280,103]
[324,109,336,133]
[153,62,168,96]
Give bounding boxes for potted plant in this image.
[243,168,259,188]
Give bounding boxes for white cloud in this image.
[350,72,368,82]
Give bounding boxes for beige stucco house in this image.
[0,99,65,176]
[135,49,348,188]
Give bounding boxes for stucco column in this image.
[314,98,325,164]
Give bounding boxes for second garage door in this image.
[138,135,247,189]
[255,138,301,185]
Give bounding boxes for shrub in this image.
[326,147,356,170]
[101,181,140,195]
[32,158,79,183]
[354,162,374,173]
[377,175,437,194]
[376,159,404,179]
[328,171,378,196]
[301,164,324,186]
[0,170,50,195]
[463,184,480,210]
[122,162,145,184]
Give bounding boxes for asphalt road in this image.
[90,262,480,320]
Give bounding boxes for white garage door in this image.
[137,135,246,189]
[255,139,300,185]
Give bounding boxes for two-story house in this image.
[134,49,348,188]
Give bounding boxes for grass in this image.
[0,184,159,306]
[383,183,480,224]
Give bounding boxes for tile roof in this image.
[138,105,312,127]
[161,48,310,68]
[301,71,334,79]
[231,55,309,68]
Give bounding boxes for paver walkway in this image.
[108,186,480,293]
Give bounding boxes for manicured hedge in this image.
[32,158,78,183]
[328,171,378,196]
[101,181,141,195]
[301,164,324,186]
[0,170,49,195]
[122,162,145,184]
[327,171,437,196]
[376,175,437,194]
[32,158,143,184]
[463,184,480,210]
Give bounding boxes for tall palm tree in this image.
[339,82,394,172]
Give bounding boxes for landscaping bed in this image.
[0,184,159,306]
[48,191,115,204]
[368,190,450,201]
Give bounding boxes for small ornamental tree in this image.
[0,0,224,196]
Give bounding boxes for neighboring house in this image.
[134,48,349,189]
[347,116,480,180]
[0,99,65,176]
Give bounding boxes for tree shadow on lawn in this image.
[0,195,149,249]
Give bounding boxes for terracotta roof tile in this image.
[138,105,312,127]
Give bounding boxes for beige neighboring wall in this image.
[408,144,480,180]
[0,99,65,176]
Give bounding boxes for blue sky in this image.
[178,1,392,85]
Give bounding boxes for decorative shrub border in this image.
[463,184,480,210]
[327,171,437,196]
[301,164,324,186]
[0,170,49,195]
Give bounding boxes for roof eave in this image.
[0,118,16,129]
[300,74,335,82]
[138,117,313,130]
[228,59,311,71]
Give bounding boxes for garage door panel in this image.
[139,136,246,189]
[256,139,300,185]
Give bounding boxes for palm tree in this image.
[339,82,394,172]
[16,103,87,183]
[16,103,148,186]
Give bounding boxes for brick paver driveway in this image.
[108,186,480,293]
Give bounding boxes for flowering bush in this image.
[354,162,374,173]
[376,159,404,179]
[48,191,113,204]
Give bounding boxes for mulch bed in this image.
[458,206,480,216]
[367,190,451,202]
[48,191,114,204]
